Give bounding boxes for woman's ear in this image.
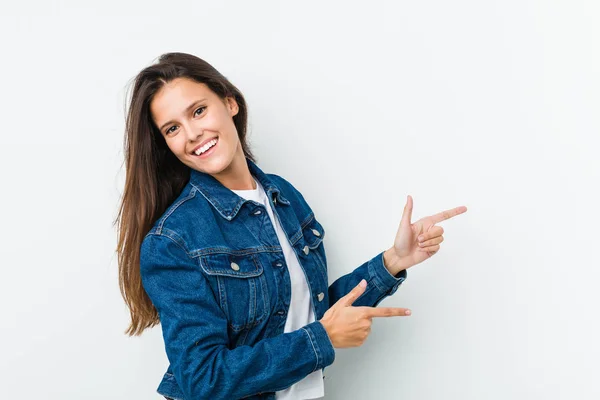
[226,96,239,117]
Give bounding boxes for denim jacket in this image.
[139,157,408,400]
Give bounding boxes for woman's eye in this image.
[194,106,206,117]
[164,106,205,135]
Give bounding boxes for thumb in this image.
[340,279,368,307]
[400,195,413,227]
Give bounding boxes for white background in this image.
[1,1,598,399]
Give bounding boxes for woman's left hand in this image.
[390,195,467,271]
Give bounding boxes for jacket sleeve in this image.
[140,233,335,400]
[270,173,408,308]
[327,250,407,308]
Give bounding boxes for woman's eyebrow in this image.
[159,98,207,131]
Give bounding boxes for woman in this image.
[114,52,467,400]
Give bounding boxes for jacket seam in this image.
[290,212,316,246]
[299,212,315,229]
[301,327,320,373]
[369,255,389,293]
[146,231,191,256]
[189,180,235,220]
[156,187,197,235]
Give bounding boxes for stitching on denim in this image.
[299,212,315,229]
[189,180,236,220]
[230,198,247,219]
[289,212,315,246]
[199,253,263,278]
[369,256,388,293]
[215,274,231,328]
[306,236,324,250]
[313,250,328,283]
[238,254,270,330]
[265,173,291,205]
[190,246,281,257]
[241,255,269,329]
[252,254,270,325]
[203,253,268,332]
[146,232,191,257]
[301,327,320,373]
[156,188,197,234]
[260,274,269,320]
[158,228,190,254]
[355,279,376,302]
[249,272,256,327]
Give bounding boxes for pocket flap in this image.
[199,253,263,278]
[302,217,326,249]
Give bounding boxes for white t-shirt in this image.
[231,176,325,400]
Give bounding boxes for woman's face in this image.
[150,77,242,177]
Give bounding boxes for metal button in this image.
[254,210,262,215]
[317,292,325,302]
[277,310,285,315]
[303,245,309,255]
[273,261,283,268]
[273,197,277,204]
[230,262,240,271]
[312,229,321,237]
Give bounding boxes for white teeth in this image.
[194,138,217,155]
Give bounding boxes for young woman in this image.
[114,52,467,400]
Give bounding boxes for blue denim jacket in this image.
[139,157,408,400]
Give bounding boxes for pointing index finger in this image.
[362,307,412,318]
[430,205,467,224]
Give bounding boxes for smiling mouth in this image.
[192,137,219,157]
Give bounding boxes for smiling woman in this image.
[148,75,252,188]
[114,52,460,400]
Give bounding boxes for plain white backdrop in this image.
[1,1,598,399]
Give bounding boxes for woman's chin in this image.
[188,154,229,174]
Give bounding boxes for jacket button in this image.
[277,310,285,315]
[273,261,283,268]
[317,292,325,302]
[312,229,321,237]
[230,262,240,271]
[254,210,262,215]
[303,246,309,255]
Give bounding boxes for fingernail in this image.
[405,310,411,315]
[360,279,367,288]
[418,236,424,242]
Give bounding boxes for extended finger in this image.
[340,279,368,307]
[430,205,467,224]
[400,195,414,226]
[361,307,412,318]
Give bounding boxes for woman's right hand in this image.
[319,279,411,348]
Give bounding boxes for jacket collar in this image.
[188,156,290,221]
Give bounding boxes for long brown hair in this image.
[113,52,257,336]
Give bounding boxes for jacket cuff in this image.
[302,320,336,372]
[368,250,407,297]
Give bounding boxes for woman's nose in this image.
[185,125,203,142]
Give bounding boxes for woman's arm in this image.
[140,233,335,400]
[326,249,407,308]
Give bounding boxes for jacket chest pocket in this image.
[199,252,270,332]
[301,217,328,282]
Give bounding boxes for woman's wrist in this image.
[383,247,411,276]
